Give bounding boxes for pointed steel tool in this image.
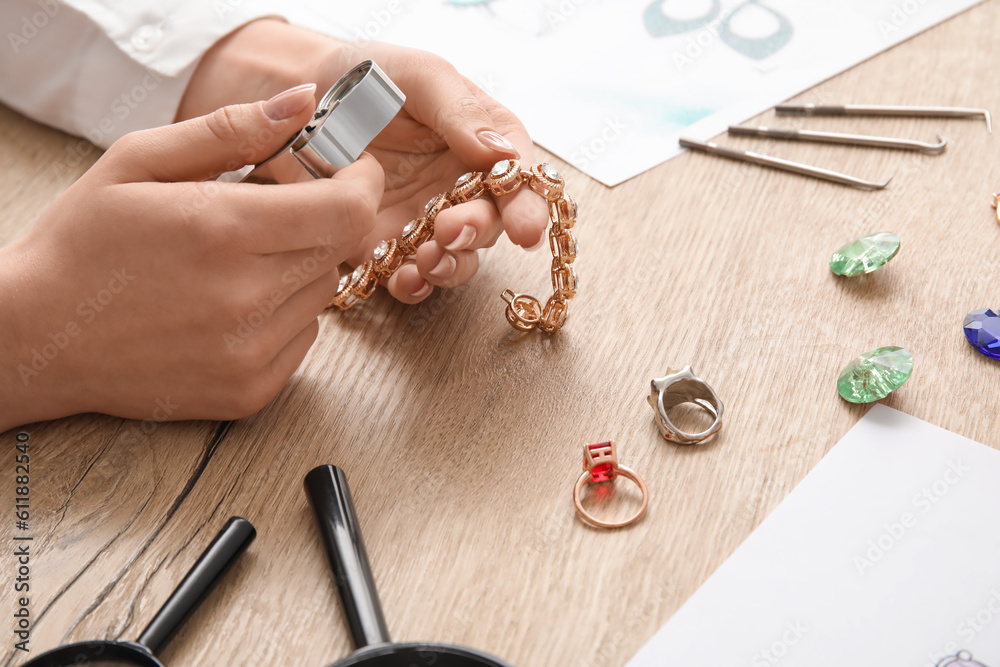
[728,125,947,154]
[678,137,893,190]
[774,103,992,133]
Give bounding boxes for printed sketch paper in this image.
[287,0,984,185]
[624,405,1000,667]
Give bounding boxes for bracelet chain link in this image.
[325,159,578,334]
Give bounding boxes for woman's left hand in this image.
[179,19,551,304]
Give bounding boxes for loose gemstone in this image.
[836,346,913,403]
[402,220,417,236]
[455,172,474,188]
[963,308,1000,359]
[351,265,365,284]
[541,162,561,181]
[490,160,510,177]
[829,232,900,276]
[373,240,389,261]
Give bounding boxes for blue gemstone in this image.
[963,308,1000,359]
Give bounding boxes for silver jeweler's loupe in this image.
[218,60,405,182]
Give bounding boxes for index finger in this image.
[220,152,384,254]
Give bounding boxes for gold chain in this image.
[326,159,578,334]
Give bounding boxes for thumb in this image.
[104,83,318,183]
[407,65,520,169]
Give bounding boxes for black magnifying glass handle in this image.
[305,465,391,649]
[136,516,256,655]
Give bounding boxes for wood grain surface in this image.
[3,4,1000,666]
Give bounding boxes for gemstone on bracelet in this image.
[425,197,437,214]
[541,162,561,181]
[374,240,389,261]
[490,160,510,177]
[829,232,900,276]
[337,274,350,292]
[403,220,417,236]
[963,308,1000,359]
[567,231,578,256]
[455,172,474,188]
[351,265,365,284]
[836,346,913,403]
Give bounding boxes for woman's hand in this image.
[0,85,382,431]
[177,19,550,304]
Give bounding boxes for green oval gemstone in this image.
[829,232,900,276]
[837,346,913,403]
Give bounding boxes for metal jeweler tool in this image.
[774,103,992,133]
[218,60,405,182]
[678,137,893,190]
[728,125,947,154]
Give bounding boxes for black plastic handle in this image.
[305,465,391,649]
[137,516,256,654]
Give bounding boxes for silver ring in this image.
[647,366,723,445]
[291,60,405,178]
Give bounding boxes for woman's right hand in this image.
[0,83,382,431]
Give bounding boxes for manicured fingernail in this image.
[264,83,316,120]
[428,253,458,279]
[477,130,520,157]
[445,225,477,251]
[527,234,547,252]
[411,280,433,300]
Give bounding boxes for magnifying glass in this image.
[21,517,255,667]
[305,465,516,667]
[218,60,405,183]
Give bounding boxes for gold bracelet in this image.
[325,159,578,334]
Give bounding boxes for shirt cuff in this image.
[64,0,284,76]
[63,0,283,147]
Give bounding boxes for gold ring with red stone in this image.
[573,441,649,529]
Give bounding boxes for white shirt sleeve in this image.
[0,0,283,148]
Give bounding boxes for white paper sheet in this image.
[625,404,1000,667]
[284,0,984,185]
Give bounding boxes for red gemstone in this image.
[590,463,615,483]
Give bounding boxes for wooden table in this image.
[3,4,999,665]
